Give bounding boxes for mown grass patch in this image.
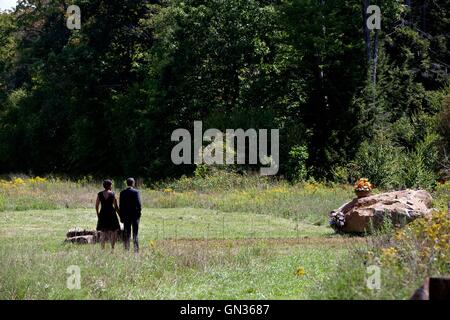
[1,174,447,300]
[0,208,350,299]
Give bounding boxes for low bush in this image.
[317,211,450,299]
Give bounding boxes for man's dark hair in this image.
[103,179,112,189]
[126,177,135,187]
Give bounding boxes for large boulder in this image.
[330,189,435,233]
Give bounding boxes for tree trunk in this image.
[405,0,412,25]
[421,1,427,32]
[371,29,379,108]
[372,29,379,86]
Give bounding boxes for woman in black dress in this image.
[95,180,120,250]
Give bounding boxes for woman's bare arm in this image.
[95,195,100,216]
[114,197,120,215]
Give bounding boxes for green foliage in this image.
[286,145,309,182]
[350,132,440,189]
[352,134,403,188]
[400,134,439,189]
[0,208,345,299]
[1,175,448,299]
[194,164,210,178]
[318,211,450,299]
[0,0,448,184]
[437,93,450,153]
[330,165,353,185]
[433,181,450,211]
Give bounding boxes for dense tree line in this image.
[0,0,448,187]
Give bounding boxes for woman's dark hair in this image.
[103,179,112,189]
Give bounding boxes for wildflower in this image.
[304,183,319,192]
[394,230,404,241]
[0,180,11,189]
[13,177,25,185]
[163,188,174,193]
[271,187,288,193]
[295,267,306,277]
[29,176,47,183]
[381,247,397,257]
[149,240,156,249]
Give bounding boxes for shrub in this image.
[352,134,403,188]
[433,181,450,211]
[286,145,309,182]
[351,133,440,189]
[318,211,450,299]
[436,93,450,151]
[399,134,439,189]
[194,164,211,178]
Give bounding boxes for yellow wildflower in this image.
[381,247,397,257]
[271,187,288,193]
[29,176,47,183]
[13,178,25,185]
[295,267,306,277]
[380,247,399,265]
[394,230,404,241]
[149,240,157,249]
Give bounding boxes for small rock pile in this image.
[65,227,125,244]
[65,228,99,244]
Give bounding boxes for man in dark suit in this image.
[119,177,142,253]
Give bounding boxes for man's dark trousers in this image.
[123,218,140,252]
[119,187,142,253]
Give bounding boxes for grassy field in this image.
[0,174,448,299]
[0,208,355,299]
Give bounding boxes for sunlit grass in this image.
[0,208,350,299]
[0,174,447,300]
[0,175,355,226]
